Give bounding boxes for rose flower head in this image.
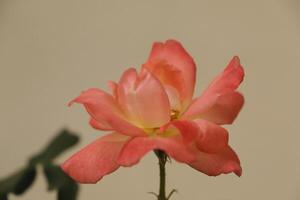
[62,39,244,183]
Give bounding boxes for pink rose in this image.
[62,39,244,183]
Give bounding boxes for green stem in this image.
[155,150,167,200]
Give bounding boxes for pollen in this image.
[170,110,180,120]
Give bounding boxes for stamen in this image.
[170,110,179,120]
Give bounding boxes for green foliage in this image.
[43,164,78,200]
[0,166,36,200]
[0,129,80,200]
[29,129,79,165]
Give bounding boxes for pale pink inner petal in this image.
[164,85,182,111]
[69,88,145,136]
[143,39,196,112]
[117,68,171,128]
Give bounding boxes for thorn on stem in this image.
[148,191,158,198]
[167,189,178,200]
[166,156,172,163]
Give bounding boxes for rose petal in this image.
[117,68,170,128]
[189,145,242,177]
[194,119,228,153]
[168,120,200,144]
[164,119,228,153]
[203,56,244,96]
[69,88,145,136]
[183,56,244,124]
[61,133,130,183]
[118,136,196,167]
[143,39,196,111]
[107,81,118,98]
[89,118,112,131]
[199,92,244,124]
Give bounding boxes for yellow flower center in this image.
[143,110,181,137]
[170,109,180,120]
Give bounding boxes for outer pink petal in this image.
[117,136,196,167]
[89,118,112,131]
[167,120,199,144]
[184,92,244,124]
[199,92,244,124]
[69,88,145,136]
[117,68,170,128]
[61,133,130,183]
[203,56,244,96]
[183,57,244,124]
[164,119,228,153]
[194,119,228,153]
[143,39,196,110]
[107,81,118,98]
[189,145,242,177]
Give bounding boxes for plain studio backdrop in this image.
[0,0,299,199]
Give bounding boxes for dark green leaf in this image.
[30,129,79,165]
[43,163,78,200]
[0,129,80,200]
[0,166,36,196]
[43,164,69,190]
[58,181,78,200]
[0,193,8,200]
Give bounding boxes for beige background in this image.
[0,0,299,199]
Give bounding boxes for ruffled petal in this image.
[163,119,228,153]
[69,88,145,136]
[183,56,244,124]
[61,133,130,183]
[184,92,244,124]
[143,39,196,111]
[189,145,242,177]
[194,119,228,153]
[118,136,196,167]
[117,68,170,128]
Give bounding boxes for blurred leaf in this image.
[58,182,78,200]
[30,129,79,165]
[0,166,36,196]
[0,193,8,200]
[0,129,80,200]
[43,164,70,190]
[43,163,78,200]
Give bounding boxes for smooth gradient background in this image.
[0,0,299,199]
